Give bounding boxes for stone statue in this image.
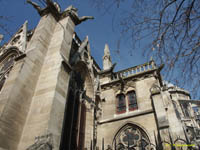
[64,5,94,25]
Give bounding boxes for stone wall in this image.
[0,14,57,150]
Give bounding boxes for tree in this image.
[92,0,200,98]
[0,0,14,43]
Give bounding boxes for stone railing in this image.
[112,61,156,80]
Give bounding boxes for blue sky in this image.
[1,1,199,98]
[0,0,147,71]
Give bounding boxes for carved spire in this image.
[5,21,28,53]
[103,44,112,70]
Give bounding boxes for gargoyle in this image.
[27,0,61,17]
[27,1,93,24]
[64,5,94,25]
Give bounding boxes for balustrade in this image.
[112,61,156,80]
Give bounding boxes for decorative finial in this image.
[103,43,112,70]
[104,44,110,56]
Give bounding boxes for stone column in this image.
[84,105,94,149]
[151,91,170,141]
[17,15,75,150]
[0,14,57,150]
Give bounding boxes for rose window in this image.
[113,125,152,150]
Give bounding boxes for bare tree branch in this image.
[92,0,200,98]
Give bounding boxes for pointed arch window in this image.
[127,91,138,111]
[116,91,138,114]
[116,94,126,114]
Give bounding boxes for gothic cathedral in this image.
[0,1,200,150]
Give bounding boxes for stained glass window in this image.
[127,91,138,111]
[116,94,126,114]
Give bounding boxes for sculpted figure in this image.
[65,5,94,25]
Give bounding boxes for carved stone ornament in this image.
[26,133,53,150]
[150,83,161,95]
[70,36,89,65]
[63,5,94,25]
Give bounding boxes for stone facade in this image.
[0,1,200,150]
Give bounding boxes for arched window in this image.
[127,91,138,111]
[0,56,15,92]
[116,94,126,114]
[0,48,19,92]
[172,101,181,119]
